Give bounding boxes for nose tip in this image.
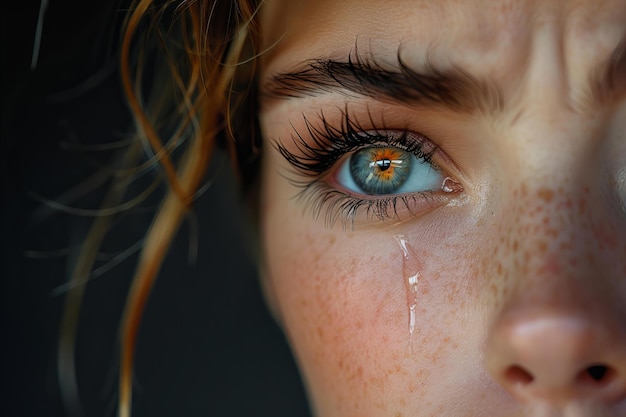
[486,312,626,404]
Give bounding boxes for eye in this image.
[335,146,444,195]
[275,112,463,226]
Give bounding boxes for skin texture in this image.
[256,1,626,416]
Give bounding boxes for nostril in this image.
[505,365,534,385]
[577,364,616,386]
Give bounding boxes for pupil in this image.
[376,159,391,171]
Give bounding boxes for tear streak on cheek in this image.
[393,233,424,356]
[269,223,484,412]
[283,232,457,356]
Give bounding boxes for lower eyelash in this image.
[295,180,438,228]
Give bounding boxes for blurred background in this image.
[1,1,311,416]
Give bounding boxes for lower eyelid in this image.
[298,180,456,228]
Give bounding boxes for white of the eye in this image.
[336,152,443,195]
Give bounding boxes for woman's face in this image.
[256,1,626,416]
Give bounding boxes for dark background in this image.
[1,2,311,416]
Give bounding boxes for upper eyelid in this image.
[275,109,440,177]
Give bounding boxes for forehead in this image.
[260,0,626,90]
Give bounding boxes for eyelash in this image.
[274,108,446,227]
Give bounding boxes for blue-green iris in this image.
[349,147,412,194]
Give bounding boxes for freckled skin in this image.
[258,0,626,416]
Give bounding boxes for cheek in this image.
[261,180,486,414]
[264,226,407,389]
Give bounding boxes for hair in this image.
[57,1,262,416]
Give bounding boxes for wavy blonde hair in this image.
[58,1,262,416]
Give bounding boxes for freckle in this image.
[415,368,429,380]
[537,240,548,255]
[520,182,528,197]
[537,188,554,203]
[316,326,325,339]
[586,253,596,264]
[490,284,498,296]
[497,263,503,275]
[512,240,519,251]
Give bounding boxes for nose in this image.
[486,307,626,404]
[484,178,626,407]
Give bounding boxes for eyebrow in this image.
[261,51,504,114]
